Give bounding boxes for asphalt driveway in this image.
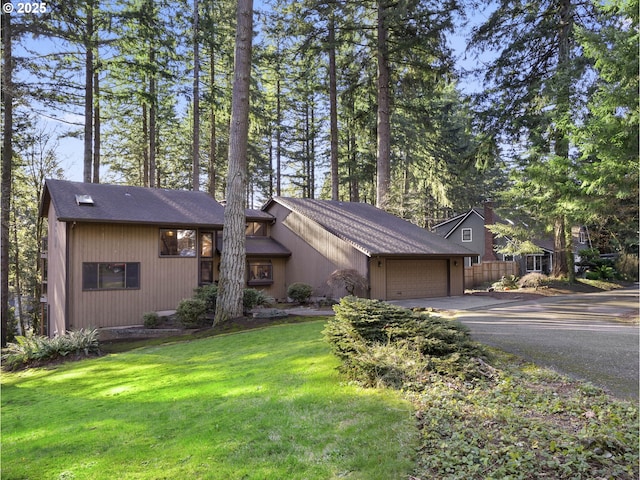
[455,288,639,401]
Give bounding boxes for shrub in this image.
[518,273,549,289]
[492,275,519,291]
[323,297,488,389]
[287,282,313,304]
[327,269,368,296]
[176,298,209,328]
[193,284,218,312]
[143,312,160,328]
[616,253,639,281]
[1,329,100,370]
[588,265,616,281]
[243,288,275,312]
[585,270,601,280]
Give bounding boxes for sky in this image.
[20,3,494,187]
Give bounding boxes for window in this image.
[160,229,196,257]
[200,232,215,284]
[248,261,273,285]
[526,255,543,272]
[579,228,587,244]
[246,222,267,236]
[462,228,472,242]
[83,263,140,290]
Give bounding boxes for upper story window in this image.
[246,222,267,236]
[579,228,587,244]
[462,228,472,242]
[160,229,196,257]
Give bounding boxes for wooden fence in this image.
[464,261,519,289]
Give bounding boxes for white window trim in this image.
[461,228,472,242]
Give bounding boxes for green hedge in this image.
[323,296,488,390]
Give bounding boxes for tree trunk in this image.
[214,0,253,324]
[192,0,200,191]
[83,5,94,183]
[149,49,157,188]
[208,46,217,197]
[376,0,391,210]
[11,215,24,336]
[93,71,100,183]
[1,2,13,347]
[142,103,149,187]
[276,77,281,196]
[552,216,568,277]
[328,15,339,201]
[551,0,572,278]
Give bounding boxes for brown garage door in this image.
[386,259,449,299]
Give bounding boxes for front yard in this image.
[2,316,638,479]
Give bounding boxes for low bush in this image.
[143,312,160,328]
[492,275,519,291]
[323,296,488,390]
[1,329,100,370]
[585,270,601,280]
[287,282,313,304]
[176,298,209,328]
[193,284,219,312]
[518,272,549,289]
[243,288,275,312]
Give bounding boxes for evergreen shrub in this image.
[323,297,488,390]
[194,284,219,312]
[243,288,275,312]
[143,312,160,328]
[287,282,313,304]
[176,298,208,328]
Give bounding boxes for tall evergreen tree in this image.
[469,0,602,277]
[215,0,253,324]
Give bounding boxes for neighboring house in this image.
[432,202,554,275]
[40,179,477,336]
[263,197,476,301]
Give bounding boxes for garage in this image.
[386,259,449,299]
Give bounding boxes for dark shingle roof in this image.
[268,197,477,257]
[41,179,226,227]
[216,234,291,257]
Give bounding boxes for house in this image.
[40,179,291,335]
[39,179,477,336]
[263,197,476,301]
[432,202,554,275]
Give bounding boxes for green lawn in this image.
[1,320,417,480]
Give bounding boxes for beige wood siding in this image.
[68,223,199,329]
[268,203,368,298]
[246,257,287,301]
[449,257,465,296]
[369,257,386,300]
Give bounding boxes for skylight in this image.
[75,194,95,206]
